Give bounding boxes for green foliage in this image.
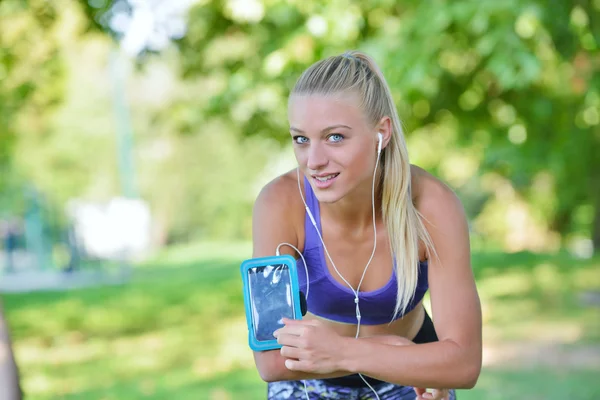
[4,0,600,247]
[375,0,600,243]
[134,125,282,241]
[153,0,598,246]
[0,0,66,198]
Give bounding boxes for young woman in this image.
[251,51,482,400]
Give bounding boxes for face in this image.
[288,93,380,204]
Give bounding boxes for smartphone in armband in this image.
[240,255,303,351]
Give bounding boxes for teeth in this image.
[315,174,337,182]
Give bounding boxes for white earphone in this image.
[377,132,383,154]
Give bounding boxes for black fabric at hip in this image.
[321,308,438,388]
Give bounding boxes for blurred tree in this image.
[376,0,599,252]
[0,0,65,211]
[166,0,599,251]
[51,0,600,250]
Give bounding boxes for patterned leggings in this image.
[267,379,457,400]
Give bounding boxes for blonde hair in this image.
[291,50,436,318]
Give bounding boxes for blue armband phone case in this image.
[240,255,303,351]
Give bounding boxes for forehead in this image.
[288,94,367,132]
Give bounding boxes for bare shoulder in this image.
[410,165,470,265]
[255,169,304,211]
[252,169,306,257]
[410,164,466,226]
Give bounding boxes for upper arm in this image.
[250,172,305,381]
[252,173,303,259]
[419,180,482,364]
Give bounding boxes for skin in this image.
[251,93,482,399]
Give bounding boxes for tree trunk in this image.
[550,209,571,233]
[0,305,22,400]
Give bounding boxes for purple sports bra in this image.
[296,177,429,325]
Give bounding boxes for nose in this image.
[306,143,328,171]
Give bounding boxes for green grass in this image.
[459,368,600,399]
[2,243,599,399]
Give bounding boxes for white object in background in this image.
[67,197,152,261]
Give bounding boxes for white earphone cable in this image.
[287,134,383,399]
[275,242,309,300]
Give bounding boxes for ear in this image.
[376,116,393,150]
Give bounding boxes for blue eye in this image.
[328,134,344,143]
[293,136,309,144]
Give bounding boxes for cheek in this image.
[341,147,373,176]
[293,148,308,167]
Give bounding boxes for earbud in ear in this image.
[377,132,383,154]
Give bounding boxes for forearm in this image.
[254,350,351,382]
[341,338,481,389]
[255,335,408,382]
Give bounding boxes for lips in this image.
[311,173,339,189]
[313,173,339,182]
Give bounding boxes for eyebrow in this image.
[289,124,352,134]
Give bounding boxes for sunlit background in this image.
[0,0,599,399]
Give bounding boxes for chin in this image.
[311,184,348,204]
[308,175,353,204]
[313,191,343,204]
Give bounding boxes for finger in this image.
[274,324,307,337]
[420,391,438,399]
[277,333,305,348]
[414,387,426,395]
[284,358,314,372]
[433,389,449,400]
[280,345,303,359]
[426,389,446,400]
[282,317,318,326]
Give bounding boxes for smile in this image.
[314,173,339,182]
[312,173,339,189]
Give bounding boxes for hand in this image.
[414,387,450,400]
[273,318,347,374]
